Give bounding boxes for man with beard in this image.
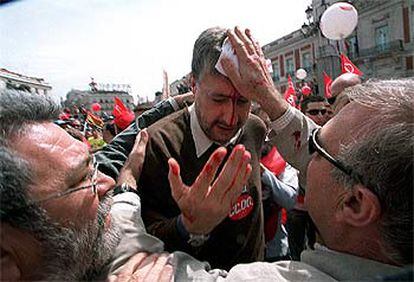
[0,89,120,280]
[0,89,251,280]
[135,26,266,270]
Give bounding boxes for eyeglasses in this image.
[32,155,100,204]
[309,128,367,187]
[306,109,327,116]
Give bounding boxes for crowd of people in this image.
[0,26,412,281]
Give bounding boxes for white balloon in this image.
[296,68,307,80]
[320,2,358,40]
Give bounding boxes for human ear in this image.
[0,223,41,280]
[190,74,197,94]
[337,185,381,227]
[1,227,22,281]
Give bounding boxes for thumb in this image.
[168,158,184,202]
[134,129,149,152]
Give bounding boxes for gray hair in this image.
[191,27,227,81]
[0,89,60,141]
[0,89,60,224]
[332,78,414,265]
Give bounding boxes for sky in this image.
[0,0,311,103]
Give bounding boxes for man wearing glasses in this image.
[300,95,330,126]
[209,27,412,280]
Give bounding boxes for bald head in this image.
[331,73,362,97]
[330,73,362,115]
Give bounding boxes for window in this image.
[285,57,294,77]
[272,62,280,81]
[375,25,389,51]
[301,52,312,72]
[347,36,358,58]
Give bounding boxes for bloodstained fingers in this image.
[246,28,265,58]
[168,158,185,202]
[234,26,255,55]
[192,147,227,199]
[210,145,245,200]
[227,29,250,61]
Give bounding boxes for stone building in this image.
[0,68,52,95]
[263,0,413,97]
[64,80,135,116]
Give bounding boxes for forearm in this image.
[262,169,297,209]
[268,107,319,188]
[95,99,177,179]
[256,87,290,122]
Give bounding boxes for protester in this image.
[0,89,174,280]
[300,95,330,126]
[133,27,266,270]
[213,26,412,279]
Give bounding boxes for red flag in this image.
[323,72,333,99]
[340,53,363,76]
[113,97,135,130]
[284,75,297,107]
[261,146,286,176]
[86,111,104,128]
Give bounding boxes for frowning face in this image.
[194,73,251,144]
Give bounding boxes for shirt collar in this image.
[188,104,241,158]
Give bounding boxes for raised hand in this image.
[117,129,149,189]
[168,145,252,235]
[222,26,289,120]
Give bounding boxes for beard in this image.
[195,105,242,145]
[32,194,121,281]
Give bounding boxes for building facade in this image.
[0,68,52,95]
[263,0,413,97]
[64,85,135,116]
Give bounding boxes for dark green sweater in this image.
[138,108,266,270]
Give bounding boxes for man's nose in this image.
[96,171,116,199]
[222,106,237,127]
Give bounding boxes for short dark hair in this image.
[191,27,227,81]
[300,95,327,113]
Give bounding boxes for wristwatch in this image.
[113,183,139,196]
[177,214,210,247]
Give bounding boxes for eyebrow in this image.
[65,154,92,187]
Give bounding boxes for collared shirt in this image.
[188,104,241,158]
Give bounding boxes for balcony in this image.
[317,44,340,59]
[355,40,404,59]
